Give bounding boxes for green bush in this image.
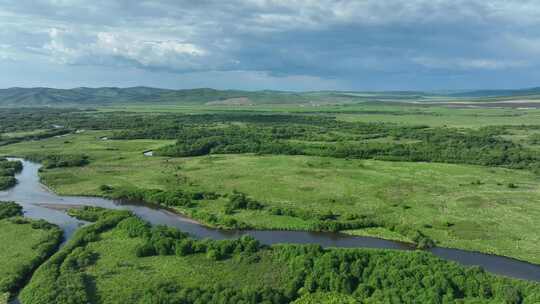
[225,191,265,213]
[0,159,22,190]
[0,201,23,219]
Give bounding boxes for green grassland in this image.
[336,106,540,128]
[19,208,540,304]
[0,204,63,302]
[66,231,288,303]
[0,132,176,193]
[1,129,48,138]
[0,219,54,293]
[1,131,540,264]
[100,103,540,128]
[171,154,540,264]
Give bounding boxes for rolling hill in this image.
[1,86,539,106]
[0,87,326,106]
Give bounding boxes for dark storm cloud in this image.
[1,0,540,90]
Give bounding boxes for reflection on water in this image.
[1,159,539,282]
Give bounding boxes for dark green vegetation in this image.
[151,118,540,172]
[0,202,63,303]
[0,129,72,147]
[0,201,22,219]
[0,158,22,190]
[27,154,89,169]
[19,207,540,304]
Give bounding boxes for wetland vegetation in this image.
[19,207,540,304]
[1,106,540,263]
[0,158,22,190]
[0,202,62,303]
[1,102,540,303]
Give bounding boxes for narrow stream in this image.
[1,159,539,282]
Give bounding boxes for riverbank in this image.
[2,158,540,282]
[2,130,540,264]
[18,207,540,304]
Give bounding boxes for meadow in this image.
[101,103,540,128]
[1,102,540,302]
[0,202,63,302]
[1,129,540,263]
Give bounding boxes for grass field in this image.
[175,154,540,263]
[1,129,48,138]
[100,103,540,128]
[0,131,176,193]
[336,107,540,128]
[1,131,539,264]
[0,217,62,301]
[77,230,289,303]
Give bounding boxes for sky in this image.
[1,0,540,91]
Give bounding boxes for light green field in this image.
[0,218,62,300]
[100,104,540,128]
[82,229,289,303]
[1,129,48,138]
[176,154,540,263]
[336,110,540,127]
[333,105,540,128]
[1,131,539,263]
[0,131,176,194]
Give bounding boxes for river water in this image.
[1,159,539,282]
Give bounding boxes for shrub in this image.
[25,153,89,169]
[0,201,23,219]
[135,242,156,257]
[225,191,265,212]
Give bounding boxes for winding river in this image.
[1,159,539,282]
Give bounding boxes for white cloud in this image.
[42,29,209,70]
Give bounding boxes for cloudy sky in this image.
[1,0,540,91]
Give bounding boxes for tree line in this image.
[24,154,89,169]
[153,123,540,172]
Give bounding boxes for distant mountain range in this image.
[1,86,539,106]
[0,87,329,106]
[445,87,540,98]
